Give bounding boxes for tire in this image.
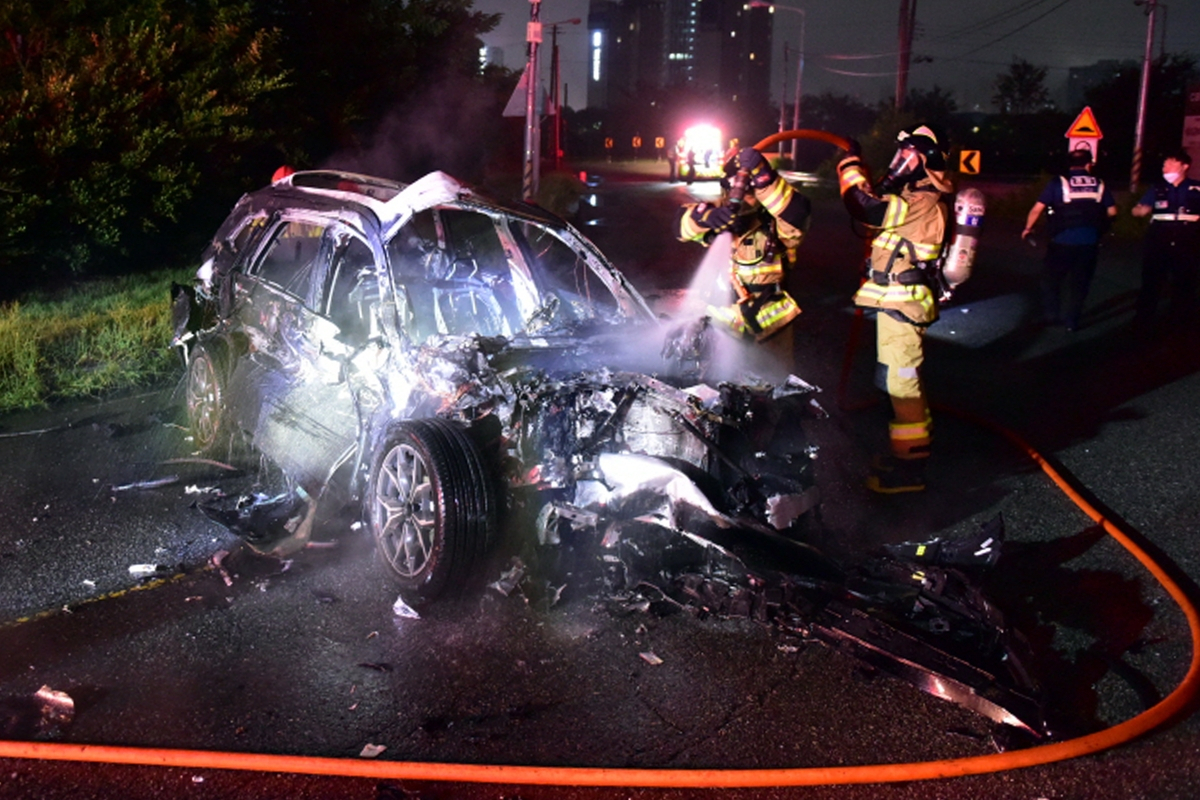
[367,418,496,604]
[185,345,229,456]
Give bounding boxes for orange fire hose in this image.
[753,129,856,154]
[1,410,1197,786]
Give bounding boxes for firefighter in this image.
[836,125,953,494]
[676,147,812,376]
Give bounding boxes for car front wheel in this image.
[367,418,495,604]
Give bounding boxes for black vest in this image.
[1047,173,1107,236]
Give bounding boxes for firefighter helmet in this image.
[879,125,948,194]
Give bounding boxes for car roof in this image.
[263,169,565,234]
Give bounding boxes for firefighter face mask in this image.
[878,145,924,195]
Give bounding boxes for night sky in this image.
[477,0,1200,113]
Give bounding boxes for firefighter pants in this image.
[877,311,931,460]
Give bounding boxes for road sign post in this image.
[1066,106,1103,164]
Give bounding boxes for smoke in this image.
[321,72,514,184]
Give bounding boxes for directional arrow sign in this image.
[1066,106,1103,139]
[959,149,981,175]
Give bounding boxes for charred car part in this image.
[595,513,1048,740]
[173,170,824,604]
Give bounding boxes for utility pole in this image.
[1131,0,1159,192]
[551,24,562,172]
[546,19,580,173]
[522,0,543,202]
[895,0,915,111]
[789,9,805,164]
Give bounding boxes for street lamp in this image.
[749,2,805,164]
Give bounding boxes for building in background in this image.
[588,0,772,111]
[1066,60,1138,111]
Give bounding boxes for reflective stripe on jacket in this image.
[853,184,947,325]
[709,290,801,341]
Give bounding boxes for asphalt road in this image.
[1,161,1199,799]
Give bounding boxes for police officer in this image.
[1131,151,1200,329]
[1022,148,1117,331]
[836,125,952,494]
[676,147,811,377]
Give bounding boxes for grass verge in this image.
[0,269,191,412]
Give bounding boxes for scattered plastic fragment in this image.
[191,776,205,784]
[184,485,219,495]
[128,564,166,578]
[359,743,387,758]
[392,595,420,619]
[639,651,664,666]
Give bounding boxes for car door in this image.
[228,216,369,492]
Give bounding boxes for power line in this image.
[939,0,1078,61]
[923,0,1062,41]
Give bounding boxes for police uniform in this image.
[1135,176,1200,323]
[837,142,951,469]
[1037,167,1115,330]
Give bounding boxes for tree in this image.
[0,0,288,292]
[993,58,1053,114]
[905,85,958,131]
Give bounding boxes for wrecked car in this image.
[173,170,824,602]
[173,170,1051,741]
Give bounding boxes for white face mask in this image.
[1164,170,1183,184]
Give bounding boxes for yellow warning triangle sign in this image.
[1066,106,1103,139]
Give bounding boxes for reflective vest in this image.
[1047,173,1107,236]
[853,182,948,326]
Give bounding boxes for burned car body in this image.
[174,170,823,599]
[174,170,1048,740]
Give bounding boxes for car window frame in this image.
[247,212,335,310]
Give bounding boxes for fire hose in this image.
[1,136,1197,784]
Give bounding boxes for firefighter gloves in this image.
[678,202,736,241]
[735,148,777,191]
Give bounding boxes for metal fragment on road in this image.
[489,558,527,596]
[639,651,664,665]
[111,476,180,492]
